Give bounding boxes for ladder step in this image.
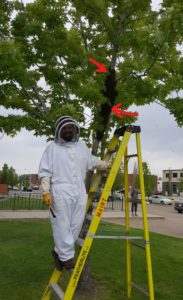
[131,241,145,249]
[49,283,64,300]
[87,233,143,240]
[131,281,149,297]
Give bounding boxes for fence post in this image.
[28,193,31,209]
[121,198,124,211]
[112,198,114,210]
[13,193,16,210]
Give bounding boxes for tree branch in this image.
[83,3,114,39]
[110,10,161,72]
[117,43,164,82]
[132,43,164,78]
[7,80,42,119]
[19,84,44,117]
[32,84,48,112]
[58,57,71,101]
[110,12,127,70]
[126,11,161,26]
[76,14,89,54]
[144,44,164,75]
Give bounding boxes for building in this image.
[162,169,183,196]
[157,177,163,193]
[0,184,8,195]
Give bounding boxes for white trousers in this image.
[49,197,86,261]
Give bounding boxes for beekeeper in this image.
[38,116,111,270]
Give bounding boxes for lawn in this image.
[0,219,182,300]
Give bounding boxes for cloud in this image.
[0,129,47,174]
[127,103,183,176]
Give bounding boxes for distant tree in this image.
[135,161,156,196]
[23,175,30,188]
[19,174,30,189]
[133,162,138,188]
[1,164,19,187]
[112,162,124,191]
[8,166,19,187]
[1,164,10,184]
[178,178,183,194]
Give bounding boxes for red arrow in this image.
[112,103,139,118]
[112,103,123,118]
[89,58,107,73]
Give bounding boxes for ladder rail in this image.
[124,147,132,298]
[41,269,61,300]
[86,134,119,212]
[136,133,154,300]
[63,131,131,299]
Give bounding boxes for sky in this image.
[1,102,182,177]
[1,0,183,178]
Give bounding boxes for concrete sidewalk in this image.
[0,209,164,220]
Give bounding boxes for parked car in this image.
[23,187,33,192]
[32,185,40,190]
[148,195,173,205]
[174,200,183,213]
[12,186,19,190]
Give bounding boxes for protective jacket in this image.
[38,116,100,261]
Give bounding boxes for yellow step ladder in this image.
[41,125,154,300]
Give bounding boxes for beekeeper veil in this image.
[54,116,80,143]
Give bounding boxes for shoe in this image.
[51,250,63,271]
[135,213,138,216]
[62,258,75,270]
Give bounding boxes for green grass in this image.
[0,219,182,300]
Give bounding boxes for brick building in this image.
[128,174,157,192]
[0,184,8,195]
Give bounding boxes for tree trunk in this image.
[78,68,117,288]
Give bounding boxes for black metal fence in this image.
[0,192,123,211]
[0,193,47,210]
[93,199,124,211]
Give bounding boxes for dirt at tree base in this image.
[75,277,104,300]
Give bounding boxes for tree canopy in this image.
[0,0,183,147]
[0,163,19,186]
[135,161,157,195]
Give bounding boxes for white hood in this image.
[54,115,80,144]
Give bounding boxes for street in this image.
[0,195,182,238]
[104,203,183,238]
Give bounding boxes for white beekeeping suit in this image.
[38,116,110,270]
